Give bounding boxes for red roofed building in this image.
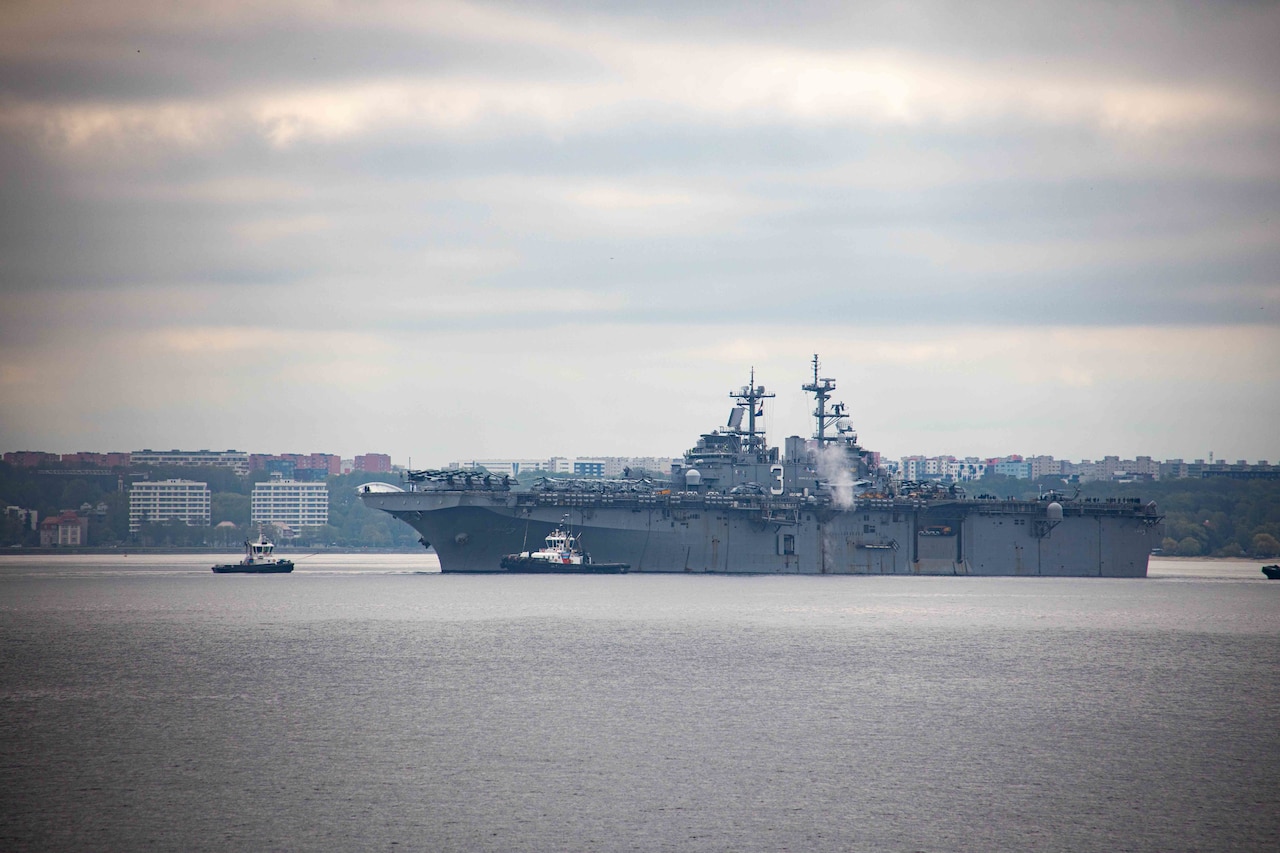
[40,511,89,546]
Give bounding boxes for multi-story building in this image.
[992,459,1031,479]
[251,480,329,530]
[249,453,341,479]
[129,479,211,531]
[900,455,926,481]
[1180,459,1280,480]
[131,449,250,475]
[4,506,38,531]
[451,456,679,478]
[573,460,606,477]
[949,458,988,481]
[285,453,340,477]
[1064,455,1162,483]
[451,459,548,477]
[3,451,61,467]
[59,452,131,468]
[609,457,680,477]
[39,510,89,546]
[1118,456,1160,480]
[263,458,297,480]
[1028,456,1061,478]
[899,455,961,481]
[546,457,576,474]
[354,453,392,473]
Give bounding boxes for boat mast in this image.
[803,354,840,446]
[729,366,775,453]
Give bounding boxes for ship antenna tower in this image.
[729,366,775,454]
[803,354,843,446]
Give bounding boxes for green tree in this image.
[211,522,242,549]
[59,478,100,509]
[211,493,250,527]
[1176,537,1203,557]
[1252,533,1280,558]
[89,520,117,546]
[359,522,390,547]
[0,513,25,547]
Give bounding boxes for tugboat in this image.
[500,518,629,574]
[212,533,295,574]
[1262,564,1280,580]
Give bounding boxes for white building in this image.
[546,457,575,474]
[129,479,211,532]
[450,456,678,478]
[598,456,679,477]
[130,449,250,475]
[991,459,1030,479]
[251,480,329,530]
[4,505,38,531]
[452,459,549,477]
[1029,456,1061,478]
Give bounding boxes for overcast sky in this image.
[2,0,1278,466]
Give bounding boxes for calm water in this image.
[2,555,1277,852]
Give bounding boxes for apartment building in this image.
[251,480,329,530]
[131,449,250,475]
[354,453,392,473]
[129,479,211,532]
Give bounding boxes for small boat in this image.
[212,533,295,574]
[1262,564,1280,580]
[500,519,628,574]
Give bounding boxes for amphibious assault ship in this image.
[362,357,1163,576]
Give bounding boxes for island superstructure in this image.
[361,357,1163,575]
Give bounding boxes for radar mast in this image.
[803,354,853,446]
[729,366,775,454]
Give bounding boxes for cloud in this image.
[7,49,1264,153]
[4,1,1275,151]
[2,1,1278,464]
[3,321,1277,461]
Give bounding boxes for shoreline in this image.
[1,546,428,556]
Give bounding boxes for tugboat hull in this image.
[212,561,294,574]
[499,555,628,574]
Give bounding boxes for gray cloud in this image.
[2,0,1278,460]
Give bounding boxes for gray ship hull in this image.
[364,490,1159,576]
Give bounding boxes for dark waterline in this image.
[2,556,1278,851]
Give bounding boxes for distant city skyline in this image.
[2,2,1277,463]
[5,445,1274,476]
